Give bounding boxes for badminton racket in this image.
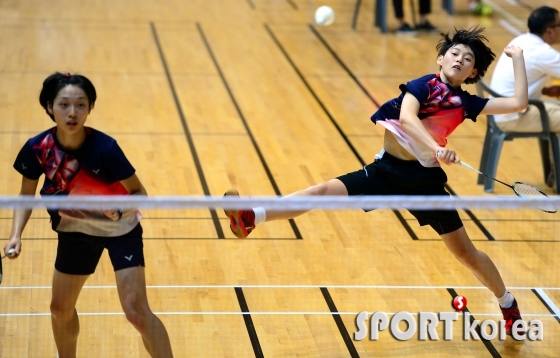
[437,152,557,213]
[0,248,15,284]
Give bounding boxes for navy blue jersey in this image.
[14,127,140,236]
[371,74,489,167]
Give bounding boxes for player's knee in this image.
[305,182,330,196]
[123,303,151,331]
[124,309,146,331]
[50,301,75,321]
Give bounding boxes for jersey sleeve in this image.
[398,75,432,104]
[463,92,489,122]
[102,140,136,181]
[13,141,43,180]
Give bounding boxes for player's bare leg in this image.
[441,226,523,336]
[50,270,89,358]
[225,179,348,238]
[115,266,173,358]
[266,179,349,221]
[441,226,506,295]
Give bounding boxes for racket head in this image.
[512,182,558,213]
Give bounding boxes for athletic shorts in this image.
[55,223,145,275]
[336,152,463,235]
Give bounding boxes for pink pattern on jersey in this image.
[33,133,79,194]
[380,107,465,168]
[422,77,463,114]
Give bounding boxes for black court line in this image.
[320,287,360,358]
[285,0,298,10]
[246,0,256,10]
[444,186,495,240]
[234,287,265,358]
[150,22,225,239]
[531,289,560,324]
[307,25,381,108]
[264,23,419,241]
[308,24,497,242]
[447,288,501,357]
[196,23,302,240]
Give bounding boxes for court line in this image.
[196,22,303,239]
[150,22,225,238]
[499,19,522,37]
[285,0,298,11]
[234,287,264,358]
[447,288,500,357]
[0,311,556,317]
[320,287,360,358]
[1,285,559,289]
[532,288,560,323]
[483,0,526,27]
[245,0,256,10]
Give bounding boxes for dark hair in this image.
[39,72,97,121]
[436,26,496,84]
[528,6,559,35]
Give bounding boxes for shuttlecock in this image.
[315,6,335,26]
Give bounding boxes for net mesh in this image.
[1,194,558,241]
[0,194,559,211]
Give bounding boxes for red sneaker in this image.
[224,189,255,239]
[500,298,524,338]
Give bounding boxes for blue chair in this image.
[475,79,560,193]
[352,0,454,33]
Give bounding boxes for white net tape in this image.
[0,195,558,211]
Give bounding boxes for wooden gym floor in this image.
[0,0,559,356]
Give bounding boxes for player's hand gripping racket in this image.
[437,151,557,213]
[0,249,16,284]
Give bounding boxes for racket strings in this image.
[513,182,558,213]
[513,183,546,197]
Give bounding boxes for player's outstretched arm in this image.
[481,45,528,115]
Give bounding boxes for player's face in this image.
[437,44,478,85]
[48,85,90,134]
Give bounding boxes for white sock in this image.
[497,291,514,308]
[253,207,266,225]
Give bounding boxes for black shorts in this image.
[55,223,145,275]
[336,152,463,235]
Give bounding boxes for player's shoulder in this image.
[85,127,117,145]
[25,127,56,146]
[399,74,437,93]
[408,73,437,85]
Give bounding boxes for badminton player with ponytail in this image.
[3,72,173,357]
[225,27,529,338]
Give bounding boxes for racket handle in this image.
[6,249,15,257]
[436,151,483,174]
[459,161,475,171]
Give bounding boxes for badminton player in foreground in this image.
[226,27,529,337]
[3,73,173,357]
